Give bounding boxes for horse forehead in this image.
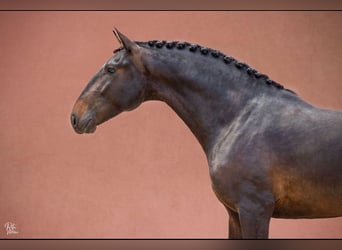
[106,52,123,65]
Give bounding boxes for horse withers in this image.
[71,29,342,238]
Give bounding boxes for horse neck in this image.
[143,48,264,153]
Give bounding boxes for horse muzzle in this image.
[70,113,97,134]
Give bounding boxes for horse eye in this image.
[106,66,116,74]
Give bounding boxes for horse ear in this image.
[113,28,139,53]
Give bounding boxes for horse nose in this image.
[70,114,78,128]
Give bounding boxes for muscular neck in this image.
[143,48,258,154]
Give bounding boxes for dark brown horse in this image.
[71,29,342,238]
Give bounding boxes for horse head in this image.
[71,29,148,134]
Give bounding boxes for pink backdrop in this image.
[0,11,341,238]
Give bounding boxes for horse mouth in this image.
[74,118,97,134]
[72,106,122,134]
[84,119,97,133]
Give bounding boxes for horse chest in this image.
[208,132,274,212]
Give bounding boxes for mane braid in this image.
[134,40,296,94]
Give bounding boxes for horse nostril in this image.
[71,114,77,128]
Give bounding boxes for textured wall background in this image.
[0,11,341,238]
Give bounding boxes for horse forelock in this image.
[113,47,124,54]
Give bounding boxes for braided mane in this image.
[115,40,295,94]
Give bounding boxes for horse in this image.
[71,29,342,238]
